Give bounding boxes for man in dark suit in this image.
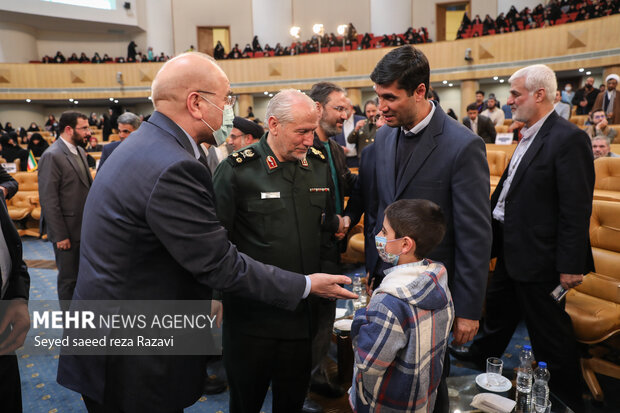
[463,102,497,143]
[97,111,141,170]
[56,52,354,413]
[331,99,365,167]
[453,64,593,411]
[38,111,92,307]
[0,167,30,413]
[346,45,492,413]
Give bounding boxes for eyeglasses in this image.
[75,126,91,131]
[196,90,236,106]
[331,106,347,113]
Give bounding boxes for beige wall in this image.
[0,23,38,63]
[171,0,253,55]
[292,0,371,39]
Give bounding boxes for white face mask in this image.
[199,95,234,146]
[564,85,572,92]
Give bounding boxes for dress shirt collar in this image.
[401,100,436,135]
[520,108,554,141]
[60,136,78,155]
[177,125,201,159]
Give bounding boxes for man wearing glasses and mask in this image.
[57,52,355,413]
[38,111,92,308]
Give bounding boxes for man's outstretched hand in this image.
[309,273,358,300]
[0,299,30,356]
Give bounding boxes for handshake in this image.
[334,215,351,240]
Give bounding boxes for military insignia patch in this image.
[308,147,326,160]
[266,155,278,170]
[243,149,255,158]
[300,157,309,167]
[228,147,260,166]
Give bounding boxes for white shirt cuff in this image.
[302,275,312,298]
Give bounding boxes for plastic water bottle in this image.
[532,362,550,413]
[516,345,534,393]
[352,274,367,310]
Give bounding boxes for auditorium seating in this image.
[570,115,589,127]
[593,157,620,202]
[566,200,620,401]
[487,150,508,192]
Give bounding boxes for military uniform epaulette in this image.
[307,146,326,161]
[227,148,260,166]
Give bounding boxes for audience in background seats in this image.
[28,133,50,157]
[464,103,497,143]
[572,76,599,115]
[1,132,29,171]
[481,94,505,126]
[592,136,619,159]
[584,109,618,142]
[593,73,620,124]
[27,122,40,132]
[554,90,571,120]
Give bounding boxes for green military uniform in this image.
[212,134,333,413]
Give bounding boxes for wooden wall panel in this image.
[2,15,620,100]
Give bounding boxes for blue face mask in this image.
[375,235,403,265]
[199,95,234,146]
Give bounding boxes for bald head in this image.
[151,52,231,144]
[152,52,229,113]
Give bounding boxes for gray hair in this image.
[265,89,316,125]
[509,64,557,104]
[117,112,141,129]
[592,136,611,146]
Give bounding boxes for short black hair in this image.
[363,99,378,112]
[476,90,485,96]
[466,103,478,112]
[384,199,446,259]
[370,45,429,96]
[58,111,88,134]
[308,82,345,106]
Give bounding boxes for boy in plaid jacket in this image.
[350,199,454,413]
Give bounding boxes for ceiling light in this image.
[148,96,152,100]
[442,80,448,84]
[25,98,31,103]
[448,83,453,87]
[268,93,273,97]
[579,68,585,72]
[337,25,347,35]
[114,99,119,103]
[290,26,301,38]
[493,76,499,80]
[74,101,78,104]
[264,91,269,95]
[586,71,591,75]
[499,79,505,83]
[109,97,114,101]
[313,24,324,35]
[69,98,74,102]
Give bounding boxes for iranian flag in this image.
[27,150,38,171]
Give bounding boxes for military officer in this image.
[213,89,342,413]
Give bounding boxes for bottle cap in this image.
[538,361,547,368]
[523,345,532,351]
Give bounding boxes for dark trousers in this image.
[53,241,80,309]
[224,328,312,413]
[469,255,584,411]
[0,354,22,412]
[309,296,337,373]
[83,395,182,413]
[345,156,359,168]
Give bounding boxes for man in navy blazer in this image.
[331,100,365,167]
[56,52,354,413]
[97,111,141,170]
[346,46,492,413]
[454,65,593,411]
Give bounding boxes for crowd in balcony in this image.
[457,0,620,39]
[214,23,430,59]
[37,41,171,64]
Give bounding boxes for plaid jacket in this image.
[349,260,454,413]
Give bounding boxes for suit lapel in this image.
[78,147,93,186]
[394,108,441,199]
[506,112,556,196]
[380,127,398,201]
[58,140,90,189]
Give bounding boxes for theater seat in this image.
[593,157,620,202]
[570,115,589,126]
[487,150,507,193]
[13,171,38,191]
[566,200,620,401]
[7,191,36,228]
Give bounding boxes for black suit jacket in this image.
[332,114,366,148]
[0,169,29,301]
[97,140,121,170]
[463,115,497,143]
[57,111,307,412]
[347,104,492,320]
[491,111,595,281]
